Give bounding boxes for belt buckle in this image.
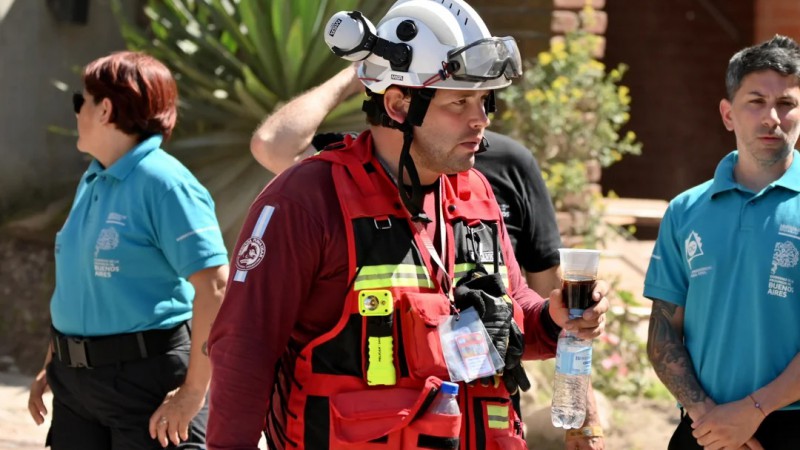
[66,338,90,368]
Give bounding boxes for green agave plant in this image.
[113,0,390,245]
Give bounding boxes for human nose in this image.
[469,102,490,129]
[762,106,780,128]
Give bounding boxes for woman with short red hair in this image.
[27,51,229,450]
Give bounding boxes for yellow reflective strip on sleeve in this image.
[486,404,509,429]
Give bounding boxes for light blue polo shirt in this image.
[51,135,228,336]
[644,150,800,410]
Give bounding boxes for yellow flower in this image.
[525,89,545,103]
[551,40,567,60]
[538,52,553,66]
[618,85,631,105]
[571,88,584,99]
[589,60,605,72]
[552,76,569,90]
[625,131,637,141]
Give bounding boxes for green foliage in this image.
[112,0,390,243]
[497,21,642,211]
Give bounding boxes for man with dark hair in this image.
[646,35,800,450]
[249,65,606,449]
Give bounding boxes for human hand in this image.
[743,437,764,450]
[27,369,50,425]
[691,399,763,450]
[343,63,365,98]
[684,397,716,423]
[148,383,206,447]
[565,432,604,450]
[549,279,609,339]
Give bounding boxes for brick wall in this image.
[551,0,607,57]
[468,0,553,60]
[755,0,800,42]
[601,0,754,202]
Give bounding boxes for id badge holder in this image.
[438,307,502,383]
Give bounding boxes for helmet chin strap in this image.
[397,88,435,222]
[397,127,429,222]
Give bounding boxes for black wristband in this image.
[540,300,562,341]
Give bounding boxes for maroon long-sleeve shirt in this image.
[207,159,556,449]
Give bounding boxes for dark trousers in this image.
[669,409,800,450]
[45,339,207,450]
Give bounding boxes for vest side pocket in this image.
[401,411,461,450]
[399,292,452,380]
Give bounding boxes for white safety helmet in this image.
[325,0,522,94]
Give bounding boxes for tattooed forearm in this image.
[647,300,707,407]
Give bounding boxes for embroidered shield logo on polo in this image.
[236,237,266,271]
[684,231,703,269]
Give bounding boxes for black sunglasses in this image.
[72,92,85,114]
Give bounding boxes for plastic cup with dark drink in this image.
[558,248,601,311]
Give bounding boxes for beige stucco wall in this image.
[0,0,137,220]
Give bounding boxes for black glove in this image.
[454,268,530,394]
[502,321,530,394]
[454,271,513,363]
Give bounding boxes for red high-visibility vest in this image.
[265,131,527,450]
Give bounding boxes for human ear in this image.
[99,97,114,124]
[720,98,735,131]
[383,88,409,124]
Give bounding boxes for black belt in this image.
[51,322,190,369]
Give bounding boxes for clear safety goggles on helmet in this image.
[446,37,522,82]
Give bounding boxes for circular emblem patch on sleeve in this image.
[235,237,266,271]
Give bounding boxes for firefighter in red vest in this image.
[207,1,609,449]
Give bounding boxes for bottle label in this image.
[555,344,592,376]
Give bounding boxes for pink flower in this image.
[601,352,623,370]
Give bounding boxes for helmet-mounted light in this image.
[325,11,413,72]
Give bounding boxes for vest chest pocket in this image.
[399,292,452,380]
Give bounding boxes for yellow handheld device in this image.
[359,290,396,385]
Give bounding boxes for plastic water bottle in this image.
[551,312,593,429]
[429,381,460,415]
